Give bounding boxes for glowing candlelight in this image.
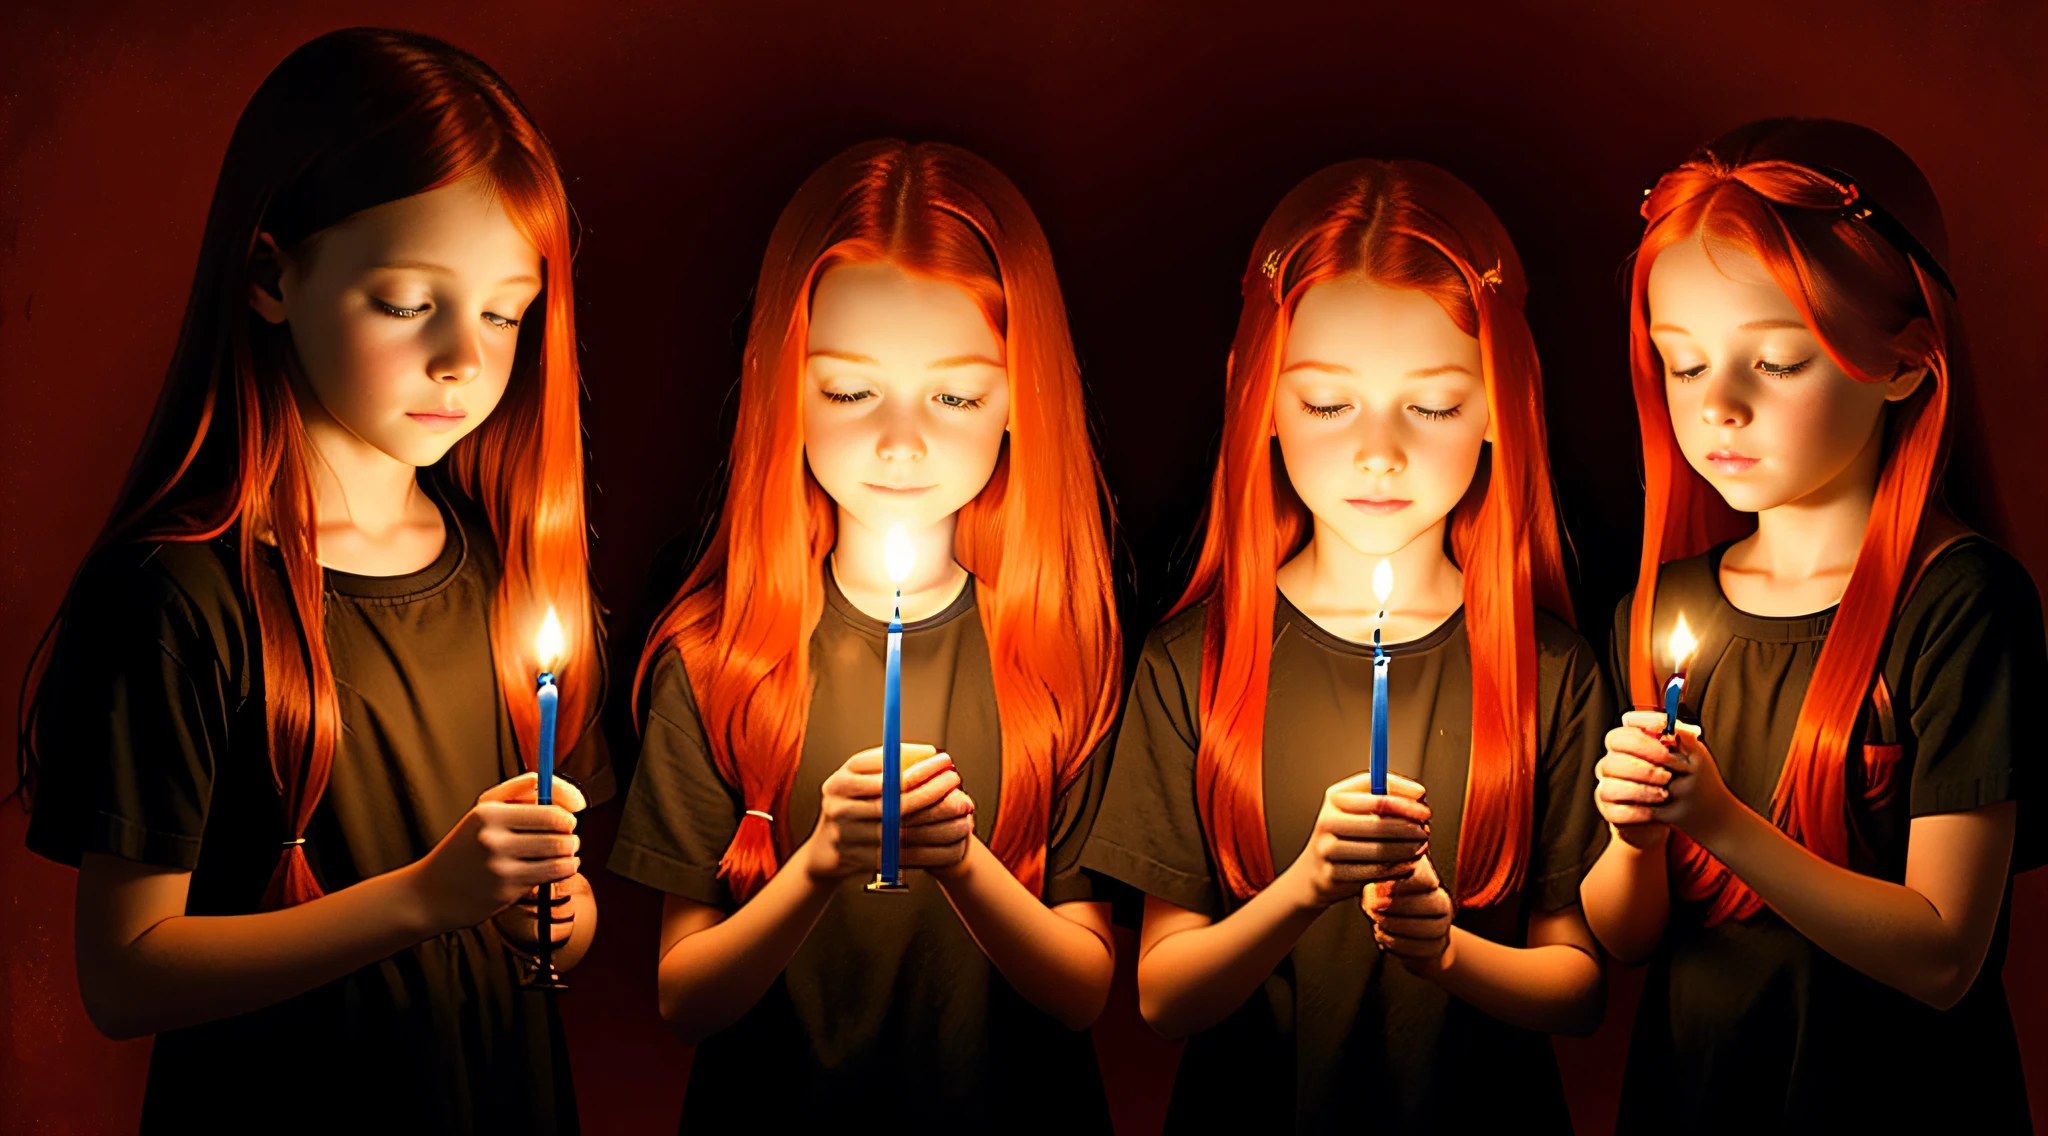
[1663,614,1696,750]
[869,526,915,893]
[1370,558,1393,796]
[529,605,566,988]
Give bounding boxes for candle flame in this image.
[1668,613,1697,671]
[535,605,565,671]
[1372,558,1394,605]
[884,525,915,586]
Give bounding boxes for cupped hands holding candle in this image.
[1279,770,1432,910]
[1594,616,1714,848]
[1365,852,1455,975]
[796,744,977,882]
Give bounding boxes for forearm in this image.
[1690,803,2007,1008]
[932,838,1113,1029]
[1579,830,1669,963]
[655,843,838,1043]
[1426,928,1604,1035]
[1139,873,1325,1039]
[77,856,437,1039]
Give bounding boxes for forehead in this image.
[1646,235,1801,326]
[807,261,1001,359]
[311,176,540,277]
[1281,277,1479,372]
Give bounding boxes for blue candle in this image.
[1369,558,1393,796]
[531,606,565,984]
[1662,613,1696,751]
[870,527,914,893]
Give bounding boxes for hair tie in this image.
[282,837,306,847]
[744,809,774,823]
[1477,259,1504,291]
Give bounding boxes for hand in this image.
[1281,771,1431,910]
[799,745,972,882]
[406,773,585,935]
[1364,853,1454,976]
[1600,711,1738,839]
[493,871,589,953]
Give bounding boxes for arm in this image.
[1609,711,2015,1008]
[1367,855,1605,1035]
[1135,772,1431,1039]
[75,773,583,1039]
[1578,828,1671,964]
[932,840,1114,1029]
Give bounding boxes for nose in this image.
[1697,368,1753,429]
[875,400,927,464]
[428,315,486,387]
[1352,412,1406,477]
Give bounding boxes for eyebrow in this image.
[1649,319,1809,335]
[806,350,1006,369]
[1280,360,1475,378]
[371,261,540,286]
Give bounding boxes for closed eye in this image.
[1757,357,1812,377]
[377,299,427,319]
[483,312,522,330]
[1669,364,1708,382]
[935,392,986,410]
[1410,404,1462,421]
[822,389,873,404]
[1302,401,1350,419]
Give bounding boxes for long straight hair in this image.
[1178,160,1572,907]
[637,140,1121,902]
[1627,119,1959,924]
[16,28,601,908]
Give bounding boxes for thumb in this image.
[479,772,540,804]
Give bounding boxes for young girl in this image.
[609,140,1123,1130]
[1582,118,2045,1134]
[18,29,606,1133]
[1081,160,1610,1133]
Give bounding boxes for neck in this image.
[1726,424,1883,613]
[831,509,968,623]
[1277,514,1464,645]
[291,383,439,571]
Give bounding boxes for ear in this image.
[1883,362,1931,403]
[248,232,290,325]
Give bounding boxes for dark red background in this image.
[5,2,2045,1132]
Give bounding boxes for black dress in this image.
[1081,594,1610,1134]
[26,484,610,1135]
[610,572,1116,1133]
[1612,538,2046,1134]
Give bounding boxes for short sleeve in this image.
[1079,612,1224,919]
[607,648,744,910]
[25,547,238,871]
[1041,727,1119,907]
[560,703,616,810]
[1894,542,2046,865]
[1525,619,1615,912]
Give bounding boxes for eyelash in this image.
[820,390,986,410]
[1669,357,1813,382]
[375,300,520,329]
[1301,402,1460,421]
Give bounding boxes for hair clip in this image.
[1477,260,1504,291]
[1261,248,1284,280]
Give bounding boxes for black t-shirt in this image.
[1611,538,2045,1135]
[26,485,610,1135]
[610,572,1115,1133]
[1081,593,1609,1134]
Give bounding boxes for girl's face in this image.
[1274,277,1491,557]
[801,261,1012,535]
[1647,236,1914,514]
[251,175,543,468]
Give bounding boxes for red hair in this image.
[17,29,601,908]
[1178,160,1572,907]
[1626,119,1959,924]
[637,140,1121,902]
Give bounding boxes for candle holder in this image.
[519,884,570,990]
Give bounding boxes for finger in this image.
[901,751,956,790]
[496,831,581,861]
[1330,860,1418,885]
[547,777,588,814]
[482,802,578,833]
[1606,726,1671,762]
[1597,752,1673,786]
[899,817,976,846]
[1375,914,1452,939]
[1324,838,1429,865]
[1405,854,1440,892]
[506,856,581,888]
[1382,773,1428,802]
[1597,779,1670,807]
[902,789,975,827]
[1601,804,1664,826]
[1327,793,1433,825]
[843,748,885,776]
[478,772,543,804]
[1620,710,1670,733]
[897,769,965,815]
[1321,812,1430,842]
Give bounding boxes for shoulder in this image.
[1142,601,1208,673]
[73,538,245,639]
[1897,535,2043,642]
[1534,607,1601,675]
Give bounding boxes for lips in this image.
[406,410,468,434]
[866,483,935,496]
[1346,498,1412,516]
[1705,450,1759,474]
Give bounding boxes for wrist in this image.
[927,837,982,887]
[383,863,443,940]
[1681,790,1750,854]
[1611,821,1671,851]
[1408,926,1459,980]
[1274,859,1331,916]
